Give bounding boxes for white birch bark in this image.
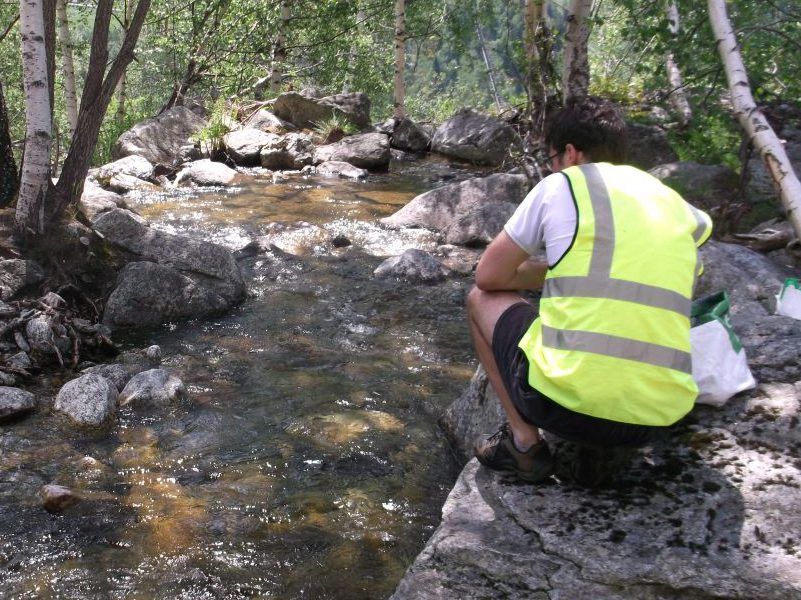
[665,2,692,127]
[342,1,365,93]
[55,0,78,137]
[270,0,290,93]
[562,0,592,103]
[475,15,503,112]
[17,0,52,236]
[393,0,406,120]
[708,0,801,240]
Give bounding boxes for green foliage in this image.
[191,98,234,146]
[669,110,742,171]
[312,113,358,138]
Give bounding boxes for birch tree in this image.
[524,0,557,132]
[665,2,692,128]
[55,0,78,137]
[17,0,52,237]
[393,0,406,120]
[269,0,290,93]
[562,0,593,103]
[708,0,801,240]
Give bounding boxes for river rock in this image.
[0,259,45,300]
[223,128,276,165]
[260,132,315,170]
[431,109,522,166]
[119,368,187,408]
[442,201,517,246]
[92,208,245,304]
[391,117,431,153]
[373,249,448,283]
[112,105,208,165]
[0,387,36,421]
[174,159,238,187]
[145,345,163,365]
[25,315,59,355]
[54,373,118,427]
[314,132,390,171]
[92,155,155,185]
[81,363,146,392]
[79,183,128,222]
[106,173,161,195]
[650,161,741,218]
[40,484,81,512]
[315,161,368,179]
[272,91,371,130]
[381,173,529,232]
[243,109,294,133]
[6,351,32,371]
[626,122,679,170]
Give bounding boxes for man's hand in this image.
[475,231,548,291]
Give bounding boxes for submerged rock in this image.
[40,484,81,512]
[119,368,187,409]
[54,373,118,427]
[0,386,36,421]
[373,249,448,283]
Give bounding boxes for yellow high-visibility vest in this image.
[518,163,712,426]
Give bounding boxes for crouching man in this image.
[468,97,712,485]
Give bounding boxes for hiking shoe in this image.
[474,423,554,483]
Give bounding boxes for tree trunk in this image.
[665,2,692,128]
[51,0,151,223]
[708,0,801,240]
[17,0,53,237]
[523,0,557,133]
[475,16,503,112]
[562,0,592,103]
[269,0,290,94]
[0,82,19,207]
[393,0,406,120]
[56,0,78,137]
[115,0,133,126]
[342,1,365,93]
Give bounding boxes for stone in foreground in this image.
[119,368,187,409]
[40,484,81,513]
[54,373,119,427]
[0,386,36,421]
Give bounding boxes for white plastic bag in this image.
[690,291,756,407]
[775,278,801,319]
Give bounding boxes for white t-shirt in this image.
[504,172,577,266]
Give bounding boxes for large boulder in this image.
[92,208,246,326]
[79,183,128,222]
[442,202,517,246]
[650,161,741,219]
[223,128,276,165]
[174,159,238,187]
[54,373,118,427]
[391,117,431,153]
[260,132,315,170]
[92,155,154,185]
[272,91,371,130]
[112,106,207,165]
[0,259,45,300]
[431,109,522,166]
[394,241,801,600]
[314,133,390,171]
[381,173,529,232]
[242,109,294,133]
[0,387,36,421]
[625,122,679,170]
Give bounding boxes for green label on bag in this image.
[691,290,743,352]
[780,278,801,300]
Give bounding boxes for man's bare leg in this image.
[466,286,541,449]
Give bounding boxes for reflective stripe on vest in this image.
[519,163,710,426]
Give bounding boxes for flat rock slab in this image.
[394,384,801,599]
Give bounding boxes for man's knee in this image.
[466,285,486,317]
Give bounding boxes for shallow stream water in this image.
[0,159,485,599]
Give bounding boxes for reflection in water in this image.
[0,160,483,598]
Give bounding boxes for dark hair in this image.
[544,96,627,163]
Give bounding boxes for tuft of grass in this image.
[312,112,358,140]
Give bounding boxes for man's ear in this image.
[564,143,588,166]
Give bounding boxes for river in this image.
[0,158,485,599]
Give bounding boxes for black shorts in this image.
[492,302,665,448]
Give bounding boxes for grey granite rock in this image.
[314,133,390,171]
[0,259,44,300]
[174,159,238,187]
[0,387,36,421]
[119,368,187,408]
[112,106,207,165]
[54,373,118,427]
[442,201,517,246]
[373,249,448,283]
[431,109,522,166]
